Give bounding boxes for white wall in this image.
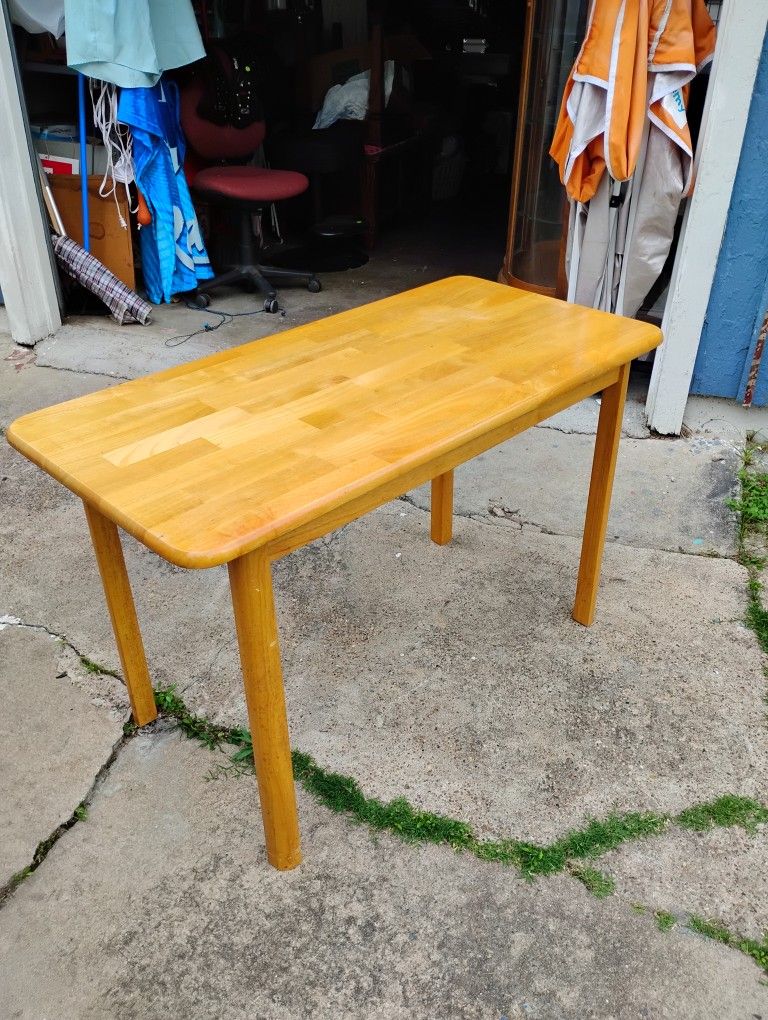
[0,0,61,346]
[645,0,768,434]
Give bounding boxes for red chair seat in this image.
[194,165,309,203]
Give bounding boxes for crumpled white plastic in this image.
[313,60,395,131]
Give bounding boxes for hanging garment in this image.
[64,0,204,89]
[118,80,213,304]
[9,0,64,36]
[550,0,716,317]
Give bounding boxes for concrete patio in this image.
[1,264,768,1018]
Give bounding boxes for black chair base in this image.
[193,203,321,313]
[193,263,321,313]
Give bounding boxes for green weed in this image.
[746,579,768,655]
[570,866,615,898]
[729,450,768,658]
[153,687,767,891]
[1,798,90,904]
[291,749,474,850]
[79,655,120,680]
[154,686,243,753]
[654,910,676,932]
[689,917,768,975]
[728,470,768,527]
[677,794,768,833]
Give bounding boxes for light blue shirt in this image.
[65,0,205,88]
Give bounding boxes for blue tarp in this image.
[118,80,213,304]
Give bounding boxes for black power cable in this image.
[163,301,285,348]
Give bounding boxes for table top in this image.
[8,277,661,568]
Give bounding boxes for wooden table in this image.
[7,276,661,870]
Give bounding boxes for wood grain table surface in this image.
[8,276,660,569]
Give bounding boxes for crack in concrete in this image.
[0,725,134,910]
[0,618,139,908]
[534,421,652,440]
[0,619,123,682]
[32,361,132,382]
[397,493,737,561]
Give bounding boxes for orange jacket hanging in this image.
[550,0,716,204]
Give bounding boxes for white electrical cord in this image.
[89,79,137,229]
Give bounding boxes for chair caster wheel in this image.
[264,297,279,313]
[307,278,322,294]
[190,292,210,309]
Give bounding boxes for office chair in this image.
[180,81,321,313]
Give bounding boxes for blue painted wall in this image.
[691,29,768,403]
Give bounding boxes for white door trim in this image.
[0,0,61,346]
[645,2,768,434]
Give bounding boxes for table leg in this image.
[430,470,454,545]
[572,364,630,627]
[228,549,301,871]
[83,503,157,726]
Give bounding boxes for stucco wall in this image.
[690,28,768,402]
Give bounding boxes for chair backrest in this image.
[180,81,266,162]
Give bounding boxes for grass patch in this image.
[677,794,768,834]
[570,865,615,898]
[155,686,676,876]
[746,578,768,655]
[730,446,768,656]
[6,867,32,895]
[145,685,768,977]
[689,915,733,944]
[73,803,88,822]
[689,917,768,976]
[154,686,249,754]
[728,470,768,527]
[508,812,669,878]
[291,750,474,850]
[654,910,676,932]
[153,686,767,888]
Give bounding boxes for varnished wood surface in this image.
[572,364,630,626]
[228,550,301,870]
[7,277,661,568]
[83,503,158,725]
[430,470,454,545]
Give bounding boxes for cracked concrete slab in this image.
[602,826,768,943]
[2,440,765,843]
[684,394,768,445]
[3,300,768,1015]
[0,625,125,886]
[2,342,107,425]
[29,265,432,381]
[408,428,739,556]
[1,730,766,1020]
[541,387,651,439]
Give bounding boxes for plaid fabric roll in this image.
[52,234,153,326]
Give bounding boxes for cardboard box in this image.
[48,175,136,290]
[40,153,80,175]
[32,130,109,177]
